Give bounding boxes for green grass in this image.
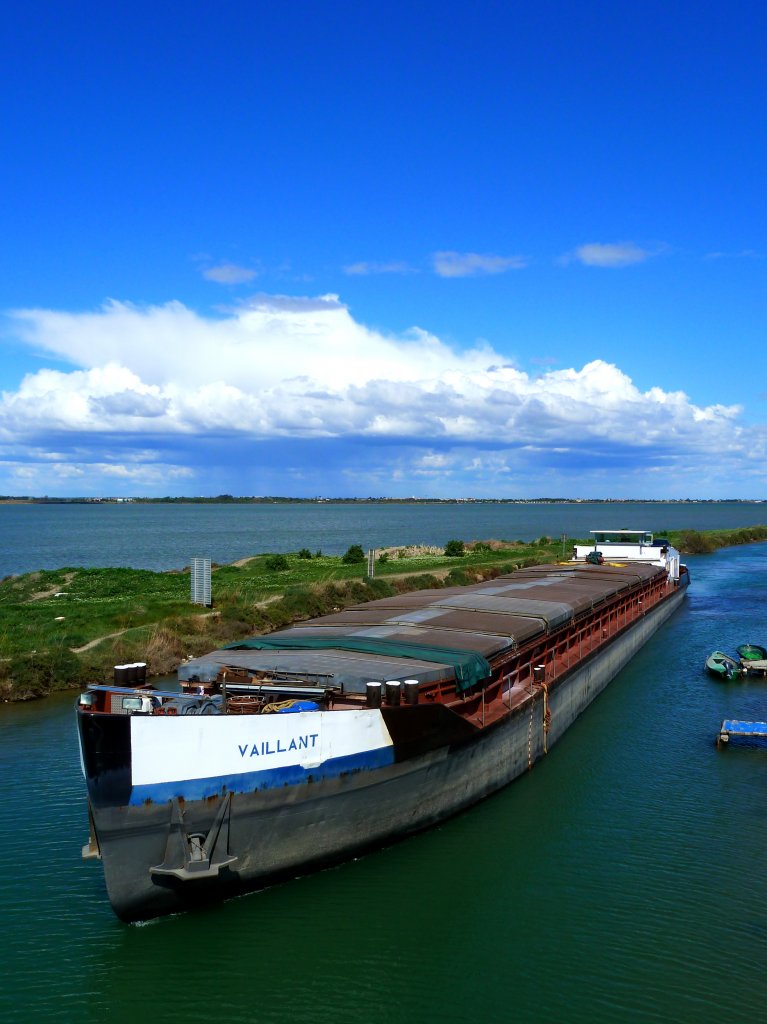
[2,526,764,701]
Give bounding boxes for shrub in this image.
[219,594,254,623]
[345,580,374,603]
[144,625,186,675]
[377,551,389,563]
[8,647,82,698]
[363,577,395,599]
[297,548,312,559]
[264,554,290,571]
[472,541,492,554]
[279,586,327,620]
[342,544,366,564]
[494,562,517,576]
[677,530,716,554]
[396,573,441,592]
[444,539,465,557]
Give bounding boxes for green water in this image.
[2,544,767,1023]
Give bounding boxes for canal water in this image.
[1,542,766,1022]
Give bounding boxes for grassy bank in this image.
[2,526,765,702]
[665,524,767,554]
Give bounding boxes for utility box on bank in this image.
[191,557,212,606]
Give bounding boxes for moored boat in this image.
[736,643,767,662]
[717,719,767,748]
[705,651,743,680]
[77,535,689,922]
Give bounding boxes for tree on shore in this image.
[342,544,365,564]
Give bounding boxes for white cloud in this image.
[566,242,652,268]
[90,391,169,418]
[202,263,258,284]
[1,293,763,495]
[343,261,415,275]
[705,249,764,261]
[0,459,193,491]
[432,251,527,277]
[6,296,495,398]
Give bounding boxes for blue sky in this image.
[1,1,765,498]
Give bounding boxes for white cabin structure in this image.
[573,530,682,582]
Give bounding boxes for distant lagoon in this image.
[2,500,765,578]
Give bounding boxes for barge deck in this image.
[77,547,689,921]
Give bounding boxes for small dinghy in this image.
[706,651,743,680]
[736,643,767,662]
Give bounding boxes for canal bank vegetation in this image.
[669,525,767,553]
[2,526,765,702]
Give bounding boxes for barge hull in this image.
[86,584,686,922]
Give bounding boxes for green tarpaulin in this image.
[222,634,491,692]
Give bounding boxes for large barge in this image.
[77,533,689,921]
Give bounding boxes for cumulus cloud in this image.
[1,293,762,496]
[90,391,169,418]
[6,296,495,397]
[202,263,259,284]
[565,242,652,268]
[432,251,527,277]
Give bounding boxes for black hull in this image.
[82,586,686,921]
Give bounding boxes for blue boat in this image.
[717,720,767,747]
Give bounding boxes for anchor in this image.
[151,794,238,882]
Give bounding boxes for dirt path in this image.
[29,571,77,601]
[65,603,291,655]
[67,572,456,657]
[71,629,130,654]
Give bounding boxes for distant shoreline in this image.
[2,496,766,506]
